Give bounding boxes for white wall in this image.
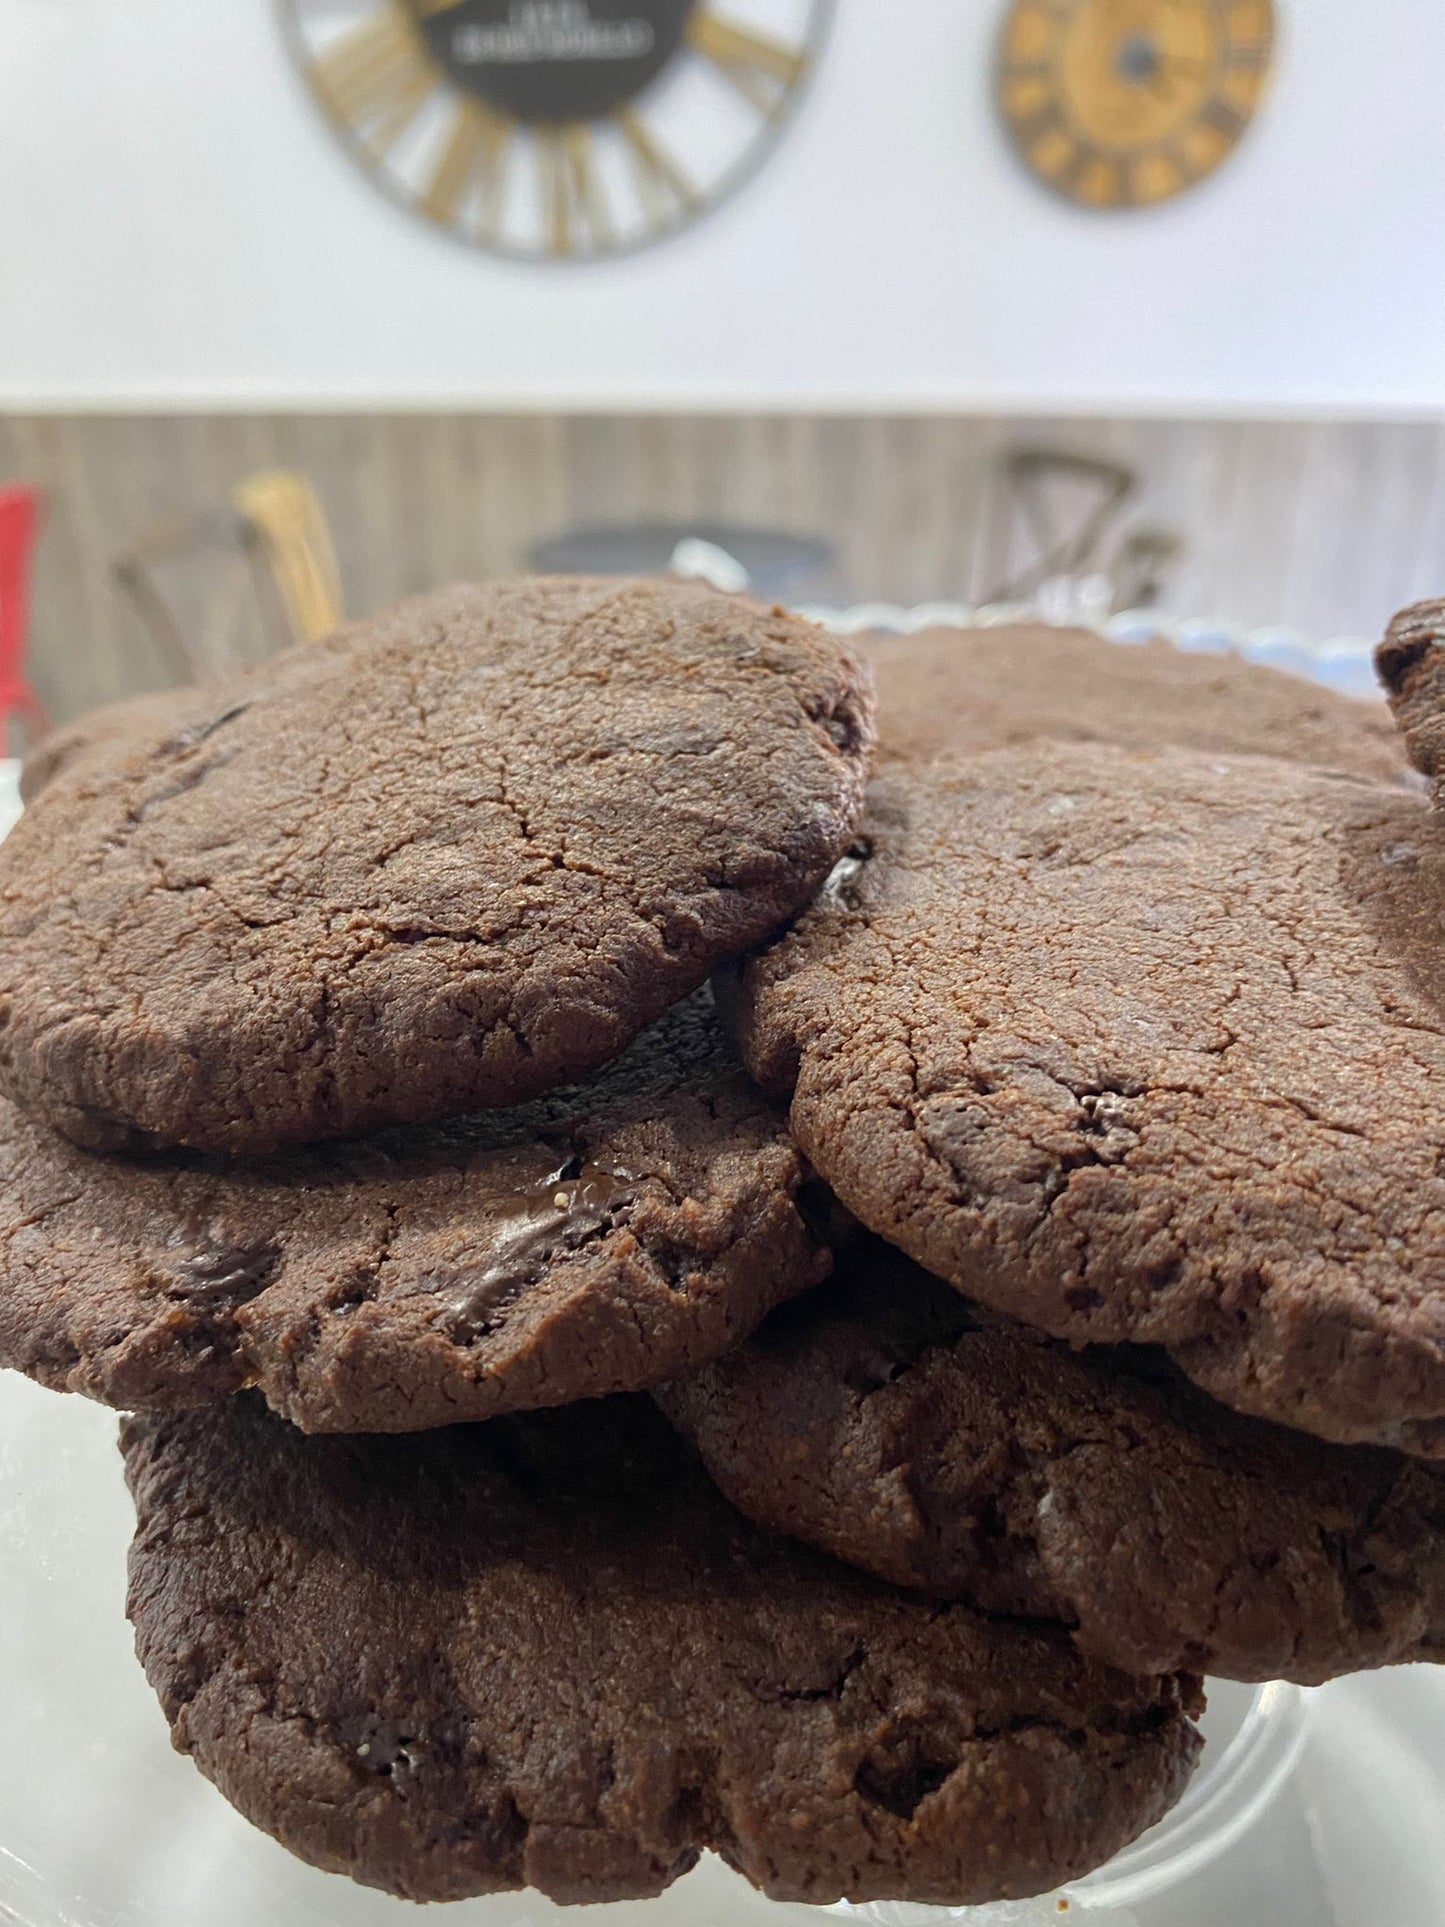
[2,0,1444,412]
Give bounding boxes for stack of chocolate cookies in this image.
[1,576,1441,1912]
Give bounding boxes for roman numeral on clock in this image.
[421,99,512,236]
[1201,96,1248,139]
[614,108,698,233]
[306,4,439,152]
[1225,40,1272,69]
[687,10,810,116]
[533,125,615,256]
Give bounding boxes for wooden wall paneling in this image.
[857,416,907,602]
[1287,423,1364,640]
[44,417,154,712]
[1118,416,1227,618]
[694,414,758,524]
[278,414,372,618]
[44,413,117,703]
[505,412,572,577]
[1320,423,1440,642]
[382,416,443,601]
[5,411,1445,725]
[557,416,627,532]
[429,412,494,586]
[126,410,214,673]
[734,414,791,530]
[953,416,1008,605]
[923,414,999,607]
[184,411,277,674]
[810,415,870,602]
[757,415,814,538]
[1152,417,1247,622]
[1399,423,1445,613]
[308,414,387,621]
[1209,421,1307,630]
[865,416,934,604]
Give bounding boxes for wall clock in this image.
[280,0,830,260]
[997,0,1274,208]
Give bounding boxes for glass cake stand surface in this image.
[2,1370,1443,1927]
[2,629,1443,1926]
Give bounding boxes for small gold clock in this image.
[280,0,830,261]
[997,0,1275,209]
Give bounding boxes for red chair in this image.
[0,486,47,752]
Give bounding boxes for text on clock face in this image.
[451,2,657,67]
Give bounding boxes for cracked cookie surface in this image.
[661,1237,1445,1684]
[122,1392,1203,1907]
[864,622,1408,780]
[19,687,195,803]
[0,577,874,1155]
[731,743,1445,1453]
[0,991,828,1431]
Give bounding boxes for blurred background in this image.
[3,0,1444,728]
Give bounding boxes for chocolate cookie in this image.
[731,744,1445,1453]
[0,990,829,1431]
[19,686,193,803]
[123,1393,1203,1907]
[0,577,874,1155]
[1377,598,1445,805]
[661,1237,1445,1684]
[865,622,1407,780]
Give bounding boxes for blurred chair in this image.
[530,521,840,604]
[233,471,346,646]
[0,485,47,753]
[113,470,344,683]
[982,449,1184,613]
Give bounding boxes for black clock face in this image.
[282,0,830,261]
[411,0,697,124]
